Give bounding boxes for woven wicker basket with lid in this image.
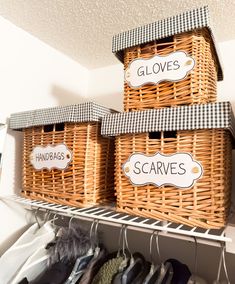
[112,6,223,111]
[10,102,116,207]
[101,102,235,229]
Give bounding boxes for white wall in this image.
[218,40,235,224]
[88,63,123,111]
[0,17,89,254]
[217,40,235,109]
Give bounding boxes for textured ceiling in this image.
[0,0,234,69]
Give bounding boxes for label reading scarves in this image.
[122,152,203,188]
[125,51,195,88]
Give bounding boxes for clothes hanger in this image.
[90,219,101,258]
[32,207,58,238]
[121,225,146,284]
[34,207,42,229]
[143,230,161,284]
[187,236,198,284]
[153,231,173,284]
[143,230,173,284]
[213,242,230,284]
[118,224,131,270]
[35,208,59,231]
[187,236,207,284]
[111,224,133,284]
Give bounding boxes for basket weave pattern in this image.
[22,122,115,207]
[124,29,217,111]
[115,129,232,228]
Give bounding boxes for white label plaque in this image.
[125,51,195,88]
[123,152,203,189]
[30,144,72,170]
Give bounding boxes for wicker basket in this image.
[10,103,116,207]
[101,102,235,228]
[112,6,223,111]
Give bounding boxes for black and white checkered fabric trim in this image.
[10,102,116,130]
[101,102,235,140]
[112,6,223,81]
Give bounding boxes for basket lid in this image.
[112,6,223,81]
[101,102,235,143]
[10,102,116,130]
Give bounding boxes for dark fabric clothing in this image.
[79,248,108,284]
[133,261,151,284]
[165,258,191,284]
[112,252,145,284]
[121,253,145,284]
[142,264,161,284]
[31,261,74,284]
[111,272,122,284]
[18,278,29,284]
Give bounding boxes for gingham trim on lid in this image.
[101,102,235,141]
[112,6,223,81]
[10,102,116,130]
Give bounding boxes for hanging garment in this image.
[11,246,50,284]
[30,261,74,284]
[130,261,151,284]
[91,254,125,284]
[30,223,93,284]
[165,258,191,284]
[153,262,173,284]
[187,275,208,284]
[79,247,108,284]
[17,278,28,284]
[64,250,94,284]
[143,261,160,284]
[47,225,91,265]
[112,252,145,284]
[0,221,55,284]
[122,253,145,284]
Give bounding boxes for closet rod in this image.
[1,194,231,247]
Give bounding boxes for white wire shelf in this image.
[1,194,232,246]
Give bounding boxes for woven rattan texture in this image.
[115,129,232,229]
[124,28,217,111]
[22,122,115,207]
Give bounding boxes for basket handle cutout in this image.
[55,123,65,132]
[164,131,177,139]
[157,35,174,44]
[156,36,174,51]
[148,131,177,140]
[43,123,65,133]
[149,132,161,140]
[43,124,54,132]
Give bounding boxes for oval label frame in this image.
[125,51,195,88]
[30,143,73,171]
[122,152,203,189]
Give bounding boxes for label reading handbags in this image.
[125,51,195,88]
[30,144,72,170]
[123,152,203,189]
